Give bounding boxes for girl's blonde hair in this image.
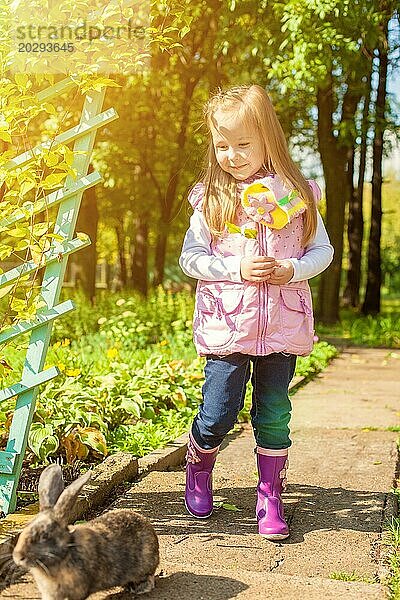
[201,84,317,246]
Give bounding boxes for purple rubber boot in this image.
[185,433,219,518]
[256,448,289,540]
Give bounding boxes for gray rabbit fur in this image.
[12,464,159,600]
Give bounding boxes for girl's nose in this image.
[227,146,237,161]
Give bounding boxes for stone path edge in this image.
[377,467,399,582]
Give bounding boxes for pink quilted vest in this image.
[189,172,318,357]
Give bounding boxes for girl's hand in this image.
[240,256,277,281]
[268,259,294,285]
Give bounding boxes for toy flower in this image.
[241,179,307,229]
[245,193,276,224]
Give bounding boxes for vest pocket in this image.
[279,287,314,349]
[194,283,245,351]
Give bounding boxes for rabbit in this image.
[12,464,159,600]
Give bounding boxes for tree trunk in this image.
[115,223,128,288]
[362,38,388,315]
[341,145,356,305]
[316,69,363,322]
[130,217,148,296]
[73,166,98,303]
[152,5,220,287]
[153,77,198,286]
[343,72,371,308]
[316,80,348,323]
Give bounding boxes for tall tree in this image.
[317,72,362,322]
[362,18,390,315]
[343,67,372,307]
[152,0,223,286]
[267,0,389,322]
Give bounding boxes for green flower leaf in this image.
[225,222,241,234]
[243,228,257,239]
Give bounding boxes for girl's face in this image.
[210,108,264,181]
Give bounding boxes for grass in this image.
[316,300,400,349]
[329,571,376,584]
[382,516,400,599]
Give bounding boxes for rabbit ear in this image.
[53,470,92,524]
[38,464,65,510]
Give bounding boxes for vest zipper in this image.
[258,223,268,354]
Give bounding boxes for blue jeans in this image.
[191,352,297,451]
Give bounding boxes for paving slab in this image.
[291,348,400,429]
[105,427,394,582]
[1,567,385,600]
[1,347,398,600]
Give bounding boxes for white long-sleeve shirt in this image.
[179,209,334,283]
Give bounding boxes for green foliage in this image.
[0,0,193,358]
[316,304,400,348]
[295,341,339,378]
[329,571,376,584]
[0,289,339,465]
[382,516,400,598]
[52,286,195,348]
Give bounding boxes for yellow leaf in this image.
[59,146,74,166]
[78,427,108,456]
[32,222,49,237]
[20,180,36,196]
[41,172,67,189]
[14,239,30,251]
[76,232,90,242]
[43,151,59,167]
[42,102,57,116]
[8,226,29,238]
[0,131,12,143]
[10,297,26,312]
[0,283,15,299]
[14,73,29,87]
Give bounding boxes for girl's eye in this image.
[239,143,250,147]
[216,146,228,151]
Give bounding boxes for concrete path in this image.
[1,347,399,599]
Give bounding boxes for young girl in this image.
[179,84,333,540]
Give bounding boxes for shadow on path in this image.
[105,573,248,600]
[117,482,387,543]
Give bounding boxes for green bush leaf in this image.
[77,427,108,456]
[28,422,59,460]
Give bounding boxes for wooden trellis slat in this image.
[0,300,75,344]
[0,236,91,288]
[0,77,117,514]
[0,171,103,229]
[4,108,117,171]
[0,367,60,404]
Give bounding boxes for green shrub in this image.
[0,288,338,465]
